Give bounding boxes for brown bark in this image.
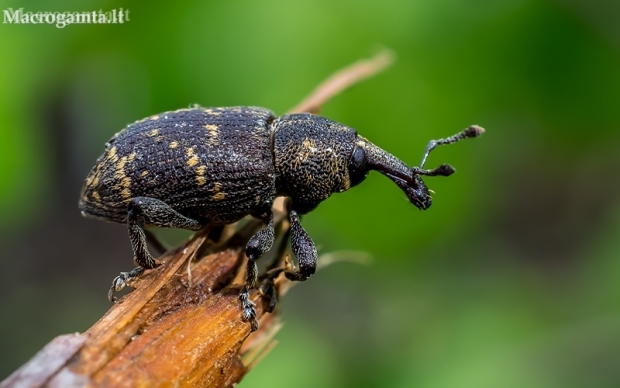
[0,50,393,388]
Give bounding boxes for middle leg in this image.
[239,207,275,331]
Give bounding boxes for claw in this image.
[107,267,144,303]
[249,317,258,332]
[108,272,130,302]
[239,287,259,332]
[242,306,256,321]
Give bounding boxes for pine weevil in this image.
[79,106,484,331]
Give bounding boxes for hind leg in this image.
[109,197,206,302]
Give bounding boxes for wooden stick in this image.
[289,49,394,115]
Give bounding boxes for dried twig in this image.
[1,50,394,388]
[289,49,394,114]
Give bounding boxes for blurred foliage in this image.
[1,0,620,386]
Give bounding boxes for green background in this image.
[2,0,620,387]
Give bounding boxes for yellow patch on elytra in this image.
[112,153,134,199]
[99,146,120,166]
[85,172,100,189]
[213,182,222,192]
[204,124,219,132]
[212,192,225,201]
[203,108,221,116]
[147,128,160,137]
[117,156,128,170]
[91,191,101,201]
[109,154,119,164]
[141,170,149,177]
[155,135,164,143]
[169,141,179,149]
[150,115,160,121]
[186,147,198,167]
[187,155,199,167]
[113,156,129,179]
[120,188,132,199]
[120,177,131,188]
[195,165,207,186]
[185,147,200,166]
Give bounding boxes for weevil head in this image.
[397,174,432,210]
[347,143,370,188]
[351,136,439,210]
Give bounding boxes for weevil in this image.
[79,106,483,331]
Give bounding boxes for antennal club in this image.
[419,125,485,168]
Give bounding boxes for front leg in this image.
[239,208,275,332]
[255,208,318,315]
[284,209,317,281]
[109,196,206,302]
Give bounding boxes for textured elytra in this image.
[80,107,277,225]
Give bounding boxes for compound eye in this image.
[348,145,369,188]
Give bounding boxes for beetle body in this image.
[80,107,278,226]
[80,107,364,224]
[80,105,483,331]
